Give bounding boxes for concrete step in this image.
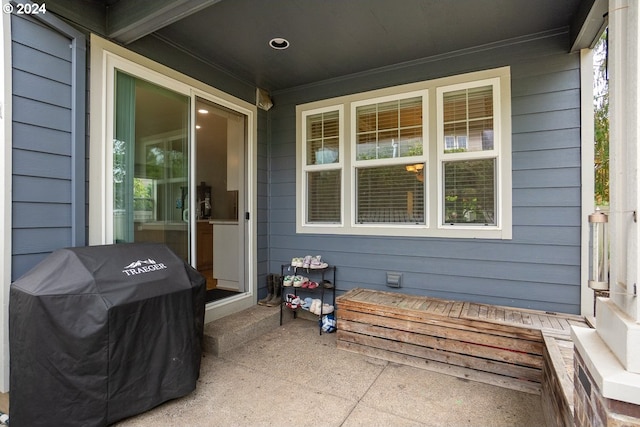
[203,304,284,356]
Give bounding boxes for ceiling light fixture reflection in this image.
[198,109,209,114]
[406,163,424,182]
[269,37,290,50]
[196,125,202,129]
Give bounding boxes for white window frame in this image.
[300,105,345,227]
[437,77,502,231]
[351,90,429,230]
[296,66,512,239]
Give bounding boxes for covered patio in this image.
[2,0,640,425]
[114,317,544,427]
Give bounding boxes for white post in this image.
[572,0,640,410]
[595,0,640,374]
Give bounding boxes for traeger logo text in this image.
[122,259,168,276]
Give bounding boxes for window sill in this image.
[297,223,511,240]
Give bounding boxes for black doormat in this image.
[206,288,239,302]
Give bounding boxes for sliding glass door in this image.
[112,71,190,260]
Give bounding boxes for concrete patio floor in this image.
[115,318,544,427]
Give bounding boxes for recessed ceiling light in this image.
[196,125,201,129]
[198,109,209,114]
[269,37,290,50]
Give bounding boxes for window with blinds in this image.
[439,79,499,228]
[302,106,342,224]
[306,170,341,223]
[351,92,427,225]
[296,67,511,238]
[443,159,495,225]
[356,164,425,224]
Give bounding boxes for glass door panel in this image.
[113,71,190,260]
[195,97,246,301]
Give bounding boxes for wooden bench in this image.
[336,288,588,396]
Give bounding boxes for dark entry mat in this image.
[206,288,239,302]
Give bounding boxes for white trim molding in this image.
[580,47,596,318]
[0,4,12,393]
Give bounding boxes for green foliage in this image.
[444,148,468,154]
[133,178,153,211]
[594,94,609,206]
[443,159,495,224]
[594,31,609,206]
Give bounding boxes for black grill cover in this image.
[9,243,206,427]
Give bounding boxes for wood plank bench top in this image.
[337,288,588,339]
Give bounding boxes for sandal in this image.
[307,281,319,289]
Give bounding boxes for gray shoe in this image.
[265,274,282,307]
[258,273,274,306]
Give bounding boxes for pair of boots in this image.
[258,273,282,307]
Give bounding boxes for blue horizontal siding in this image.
[267,31,583,314]
[12,69,72,108]
[512,128,581,152]
[12,150,71,180]
[10,13,81,282]
[12,203,72,228]
[11,15,72,61]
[12,95,72,132]
[13,176,72,203]
[12,122,73,155]
[12,42,72,85]
[12,228,73,255]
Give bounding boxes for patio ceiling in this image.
[49,0,605,92]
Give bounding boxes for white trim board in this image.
[0,6,12,393]
[580,47,596,317]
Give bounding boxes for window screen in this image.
[356,164,425,224]
[307,170,341,223]
[443,159,495,225]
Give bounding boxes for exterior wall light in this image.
[588,208,609,290]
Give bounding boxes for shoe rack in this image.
[279,264,336,335]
